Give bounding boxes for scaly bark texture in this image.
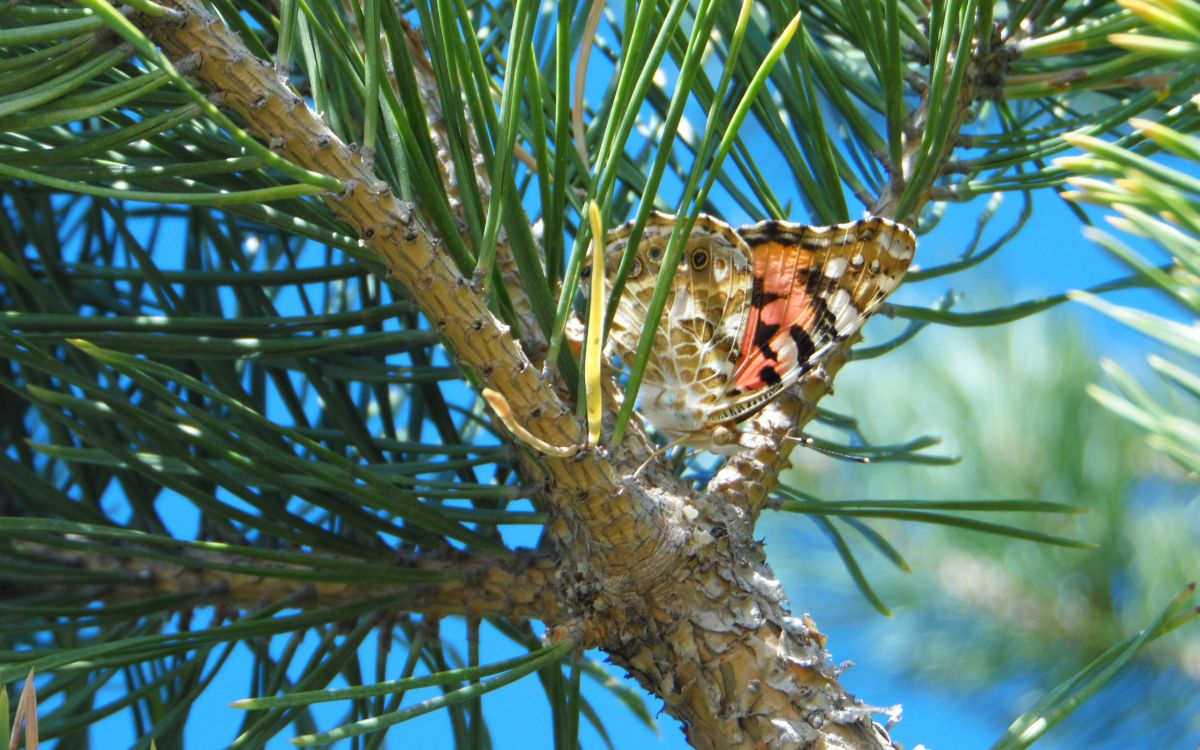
[130,2,923,747]
[19,544,563,619]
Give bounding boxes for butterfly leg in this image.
[631,435,687,478]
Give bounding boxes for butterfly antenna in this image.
[776,433,872,464]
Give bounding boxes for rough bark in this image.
[126,2,921,747]
[20,544,563,619]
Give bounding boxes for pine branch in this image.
[10,543,564,621]
[135,2,580,456]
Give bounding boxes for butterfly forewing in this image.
[718,217,916,421]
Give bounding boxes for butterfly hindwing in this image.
[602,212,754,440]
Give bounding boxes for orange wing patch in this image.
[733,240,820,391]
[729,217,916,399]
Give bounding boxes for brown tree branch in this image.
[706,350,853,524]
[20,544,564,621]
[141,2,581,462]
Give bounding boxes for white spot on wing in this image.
[883,227,916,259]
[823,256,847,279]
[826,288,861,333]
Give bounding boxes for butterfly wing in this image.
[711,217,916,424]
[602,212,754,440]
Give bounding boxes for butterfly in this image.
[597,211,916,454]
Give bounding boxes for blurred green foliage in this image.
[772,308,1199,744]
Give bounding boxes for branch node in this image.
[469,266,488,293]
[929,185,963,201]
[544,617,601,649]
[362,180,391,198]
[175,52,202,74]
[334,179,358,201]
[149,6,188,27]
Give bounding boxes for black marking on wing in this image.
[756,323,781,360]
[791,326,817,365]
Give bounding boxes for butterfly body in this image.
[602,211,915,454]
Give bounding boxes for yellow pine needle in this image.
[573,0,605,170]
[12,668,37,750]
[1117,0,1200,38]
[1130,117,1176,145]
[585,201,606,446]
[1060,131,1104,150]
[481,389,575,457]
